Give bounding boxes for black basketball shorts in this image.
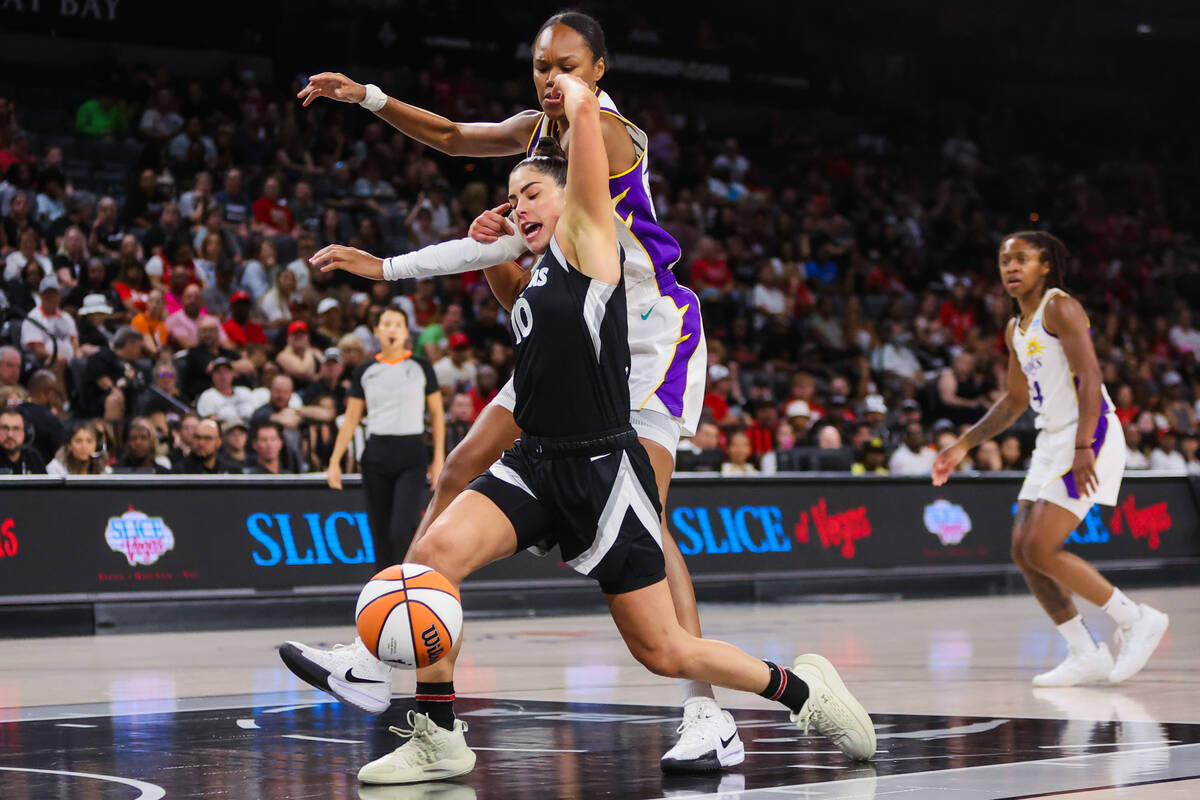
[467,426,666,595]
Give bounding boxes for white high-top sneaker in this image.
[358,711,477,785]
[660,697,744,773]
[278,637,393,714]
[1032,643,1114,687]
[1109,604,1169,683]
[790,654,876,761]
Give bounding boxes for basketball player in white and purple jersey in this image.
[283,10,740,777]
[934,232,1168,688]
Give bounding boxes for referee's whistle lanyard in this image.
[376,349,412,365]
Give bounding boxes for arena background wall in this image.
[1,473,1196,636]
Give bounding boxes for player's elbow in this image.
[436,125,468,156]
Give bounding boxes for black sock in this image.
[758,661,810,714]
[415,681,456,730]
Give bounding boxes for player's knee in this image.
[628,639,688,679]
[1010,536,1031,570]
[408,525,465,583]
[1022,537,1059,573]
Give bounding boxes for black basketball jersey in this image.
[511,237,630,437]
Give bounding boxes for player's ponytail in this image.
[511,137,568,187]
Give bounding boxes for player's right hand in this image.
[310,244,383,279]
[931,442,967,486]
[469,203,515,243]
[327,463,343,490]
[297,73,366,107]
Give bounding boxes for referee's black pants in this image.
[360,434,428,567]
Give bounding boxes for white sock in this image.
[1102,587,1141,628]
[1056,614,1097,654]
[682,681,715,705]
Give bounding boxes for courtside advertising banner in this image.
[0,474,1196,602]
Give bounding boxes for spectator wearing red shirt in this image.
[224,291,269,347]
[252,176,296,236]
[0,131,36,174]
[743,403,778,456]
[703,364,734,424]
[1114,384,1139,427]
[939,280,976,343]
[689,236,733,295]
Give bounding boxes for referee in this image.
[327,308,444,566]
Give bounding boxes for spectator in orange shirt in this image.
[131,289,170,353]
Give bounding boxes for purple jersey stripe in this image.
[1060,413,1110,500]
[650,273,702,417]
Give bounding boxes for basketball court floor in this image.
[1,587,1195,799]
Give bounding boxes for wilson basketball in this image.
[355,563,463,669]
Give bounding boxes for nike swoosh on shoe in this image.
[343,668,386,684]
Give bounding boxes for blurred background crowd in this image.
[1,0,1198,478]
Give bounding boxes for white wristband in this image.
[359,83,387,112]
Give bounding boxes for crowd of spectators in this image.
[1,55,1199,479]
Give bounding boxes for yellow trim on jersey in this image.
[608,144,646,181]
[640,302,691,411]
[610,187,635,226]
[524,113,544,156]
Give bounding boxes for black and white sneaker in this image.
[278,637,394,714]
[660,697,744,773]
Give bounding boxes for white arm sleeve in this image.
[381,233,528,281]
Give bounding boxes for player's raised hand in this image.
[297,73,366,107]
[310,244,383,279]
[931,442,967,486]
[469,203,515,243]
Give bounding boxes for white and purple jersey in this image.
[526,90,706,435]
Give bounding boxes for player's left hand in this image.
[470,203,514,242]
[1071,447,1098,497]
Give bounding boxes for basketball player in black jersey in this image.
[353,72,876,786]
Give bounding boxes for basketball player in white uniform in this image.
[934,231,1168,687]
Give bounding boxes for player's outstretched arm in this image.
[311,232,527,282]
[554,75,620,286]
[933,320,1030,485]
[297,71,540,158]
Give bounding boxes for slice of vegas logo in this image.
[923,499,972,546]
[105,507,176,566]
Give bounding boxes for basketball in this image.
[355,563,463,669]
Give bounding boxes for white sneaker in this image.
[358,711,477,785]
[790,654,876,761]
[278,637,393,714]
[1110,605,1169,683]
[660,697,745,773]
[1032,643,1114,687]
